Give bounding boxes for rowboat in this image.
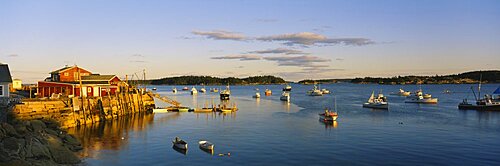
[198,140,214,150]
[152,108,169,113]
[172,137,188,150]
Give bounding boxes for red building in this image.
[38,65,122,97]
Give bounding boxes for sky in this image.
[1,0,499,83]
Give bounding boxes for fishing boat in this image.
[191,87,198,95]
[182,87,189,91]
[198,140,214,150]
[280,92,290,102]
[396,88,411,96]
[220,85,230,100]
[307,84,323,96]
[363,91,388,109]
[265,89,272,96]
[321,89,330,94]
[152,108,169,113]
[172,137,188,150]
[405,89,438,104]
[283,84,292,91]
[172,87,178,93]
[458,77,500,111]
[319,96,339,121]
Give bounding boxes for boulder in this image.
[14,124,28,136]
[2,137,20,154]
[44,128,58,136]
[2,159,30,166]
[30,140,51,160]
[30,120,46,132]
[63,134,80,146]
[47,143,80,164]
[2,123,19,137]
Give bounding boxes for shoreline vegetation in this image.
[134,70,499,85]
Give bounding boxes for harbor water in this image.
[68,83,500,165]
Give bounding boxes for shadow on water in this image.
[172,145,188,155]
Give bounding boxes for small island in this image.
[141,75,286,85]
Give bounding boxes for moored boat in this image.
[321,89,330,94]
[172,87,177,93]
[363,91,388,109]
[307,84,323,96]
[283,84,292,91]
[319,96,339,121]
[253,92,261,98]
[182,87,189,91]
[265,89,272,96]
[404,89,438,104]
[178,107,190,112]
[152,87,157,91]
[200,86,207,93]
[172,137,188,150]
[191,87,198,95]
[396,88,411,96]
[280,92,290,102]
[198,140,214,150]
[458,79,500,111]
[152,108,169,113]
[220,85,230,100]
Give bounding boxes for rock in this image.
[0,127,6,139]
[30,140,51,160]
[2,159,30,166]
[3,137,20,154]
[30,120,46,132]
[44,128,58,136]
[14,124,28,136]
[2,123,19,137]
[63,134,80,146]
[0,148,12,162]
[47,143,80,164]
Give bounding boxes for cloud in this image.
[211,54,262,61]
[257,32,374,46]
[248,48,308,55]
[263,55,331,67]
[7,54,19,57]
[192,30,246,41]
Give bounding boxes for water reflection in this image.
[319,120,338,129]
[200,147,214,155]
[282,101,291,112]
[172,146,188,155]
[67,113,156,158]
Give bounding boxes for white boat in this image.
[220,85,230,100]
[405,89,438,104]
[363,91,388,109]
[200,86,207,93]
[307,85,323,96]
[396,88,411,96]
[182,87,189,91]
[172,88,177,93]
[280,92,290,102]
[172,137,188,150]
[152,108,169,113]
[283,84,292,91]
[152,88,157,91]
[253,92,261,98]
[178,107,190,112]
[198,140,214,150]
[321,89,330,94]
[191,87,198,95]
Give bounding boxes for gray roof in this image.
[0,64,12,83]
[81,74,117,81]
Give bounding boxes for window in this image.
[0,85,3,96]
[64,72,69,76]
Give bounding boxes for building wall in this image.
[12,79,22,90]
[59,67,91,82]
[0,82,9,97]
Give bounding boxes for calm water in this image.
[68,83,500,165]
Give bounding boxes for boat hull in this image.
[220,94,230,100]
[152,108,169,113]
[458,103,500,111]
[363,103,388,109]
[198,141,214,150]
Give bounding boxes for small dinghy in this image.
[199,140,214,150]
[172,137,188,150]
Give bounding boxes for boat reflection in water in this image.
[67,113,170,158]
[172,145,188,155]
[199,147,214,155]
[320,120,338,129]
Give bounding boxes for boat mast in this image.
[478,74,482,100]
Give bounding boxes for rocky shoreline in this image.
[0,117,82,165]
